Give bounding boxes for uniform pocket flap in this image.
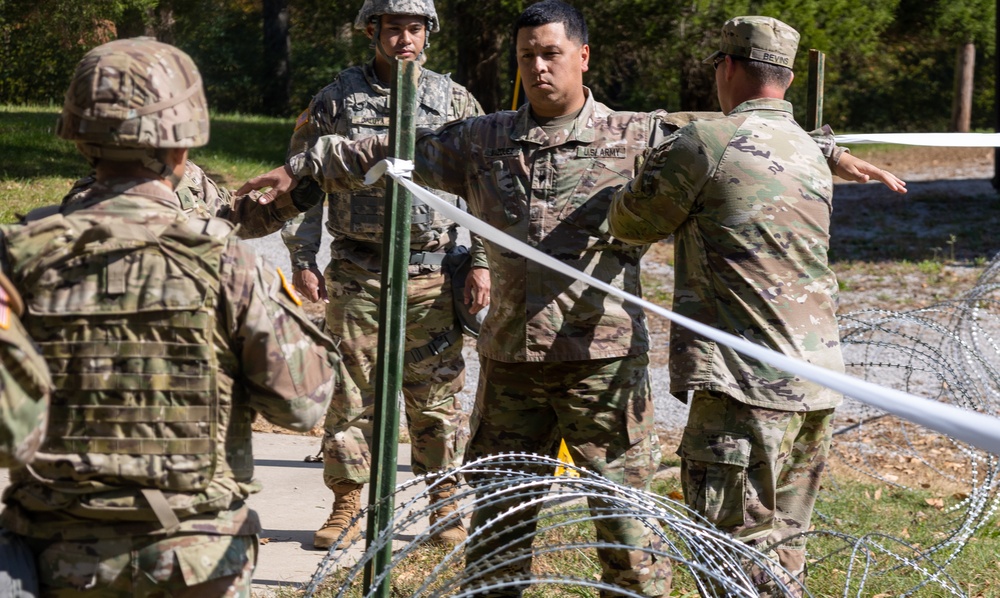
[678,430,751,468]
[175,535,252,587]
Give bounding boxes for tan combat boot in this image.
[428,480,467,546]
[314,482,364,550]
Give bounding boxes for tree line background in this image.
[0,0,995,133]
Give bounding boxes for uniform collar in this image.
[362,60,390,95]
[362,59,447,114]
[85,178,186,212]
[728,97,793,115]
[511,86,598,146]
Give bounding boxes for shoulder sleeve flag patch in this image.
[294,109,310,131]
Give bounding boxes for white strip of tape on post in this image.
[366,159,1000,456]
[835,132,1000,147]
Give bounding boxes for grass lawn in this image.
[0,105,292,222]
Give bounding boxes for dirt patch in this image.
[848,145,994,182]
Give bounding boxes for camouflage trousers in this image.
[320,258,468,487]
[463,354,670,598]
[679,390,834,598]
[16,532,256,598]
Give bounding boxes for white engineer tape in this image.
[835,132,1000,147]
[365,158,1000,456]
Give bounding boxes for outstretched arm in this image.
[236,164,299,204]
[834,153,908,193]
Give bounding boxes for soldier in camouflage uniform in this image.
[608,16,882,597]
[0,38,338,597]
[239,0,904,593]
[0,272,51,598]
[281,0,485,550]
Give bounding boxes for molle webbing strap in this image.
[404,326,461,364]
[408,251,446,266]
[141,488,181,535]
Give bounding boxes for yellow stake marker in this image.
[555,438,578,477]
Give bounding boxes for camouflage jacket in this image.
[283,60,483,272]
[609,98,844,411]
[290,91,845,363]
[0,179,338,540]
[0,272,50,468]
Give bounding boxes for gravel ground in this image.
[242,149,996,436]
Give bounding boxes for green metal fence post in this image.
[362,57,419,597]
[806,49,825,131]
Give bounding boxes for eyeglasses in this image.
[712,55,726,70]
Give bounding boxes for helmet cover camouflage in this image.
[57,37,210,150]
[353,0,440,32]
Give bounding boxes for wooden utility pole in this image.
[951,42,975,132]
[994,0,1000,193]
[806,49,825,131]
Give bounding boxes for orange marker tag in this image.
[276,267,302,306]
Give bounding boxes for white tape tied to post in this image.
[835,132,1000,147]
[373,159,1000,456]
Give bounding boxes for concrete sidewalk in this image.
[0,433,425,597]
[248,433,424,595]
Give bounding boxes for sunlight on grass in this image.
[0,105,294,223]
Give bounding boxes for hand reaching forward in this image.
[236,165,299,204]
[834,153,907,193]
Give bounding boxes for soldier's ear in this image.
[365,23,375,40]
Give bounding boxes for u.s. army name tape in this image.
[365,158,1000,456]
[835,132,1000,147]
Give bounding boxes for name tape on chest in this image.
[484,147,523,158]
[576,147,628,159]
[351,116,391,127]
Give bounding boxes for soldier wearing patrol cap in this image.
[277,0,486,550]
[0,37,339,597]
[610,15,866,597]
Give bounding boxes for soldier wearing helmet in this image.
[278,0,487,550]
[0,38,339,597]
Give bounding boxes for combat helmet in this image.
[57,37,209,167]
[354,0,440,33]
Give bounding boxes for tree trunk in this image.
[448,1,508,114]
[263,0,291,116]
[950,41,975,132]
[678,55,718,112]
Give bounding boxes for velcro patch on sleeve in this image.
[276,267,303,306]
